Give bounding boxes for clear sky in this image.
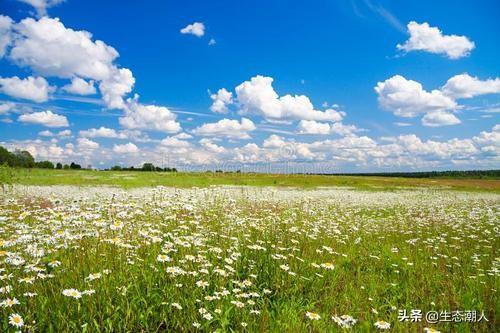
[0,0,498,172]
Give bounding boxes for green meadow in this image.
[0,171,498,332]
[9,168,500,192]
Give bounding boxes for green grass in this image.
[10,168,500,192]
[0,187,498,332]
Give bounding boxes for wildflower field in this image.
[0,184,498,332]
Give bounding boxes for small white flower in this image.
[374,320,391,330]
[9,313,24,328]
[306,311,321,320]
[62,288,82,299]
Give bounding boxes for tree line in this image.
[107,163,177,172]
[0,145,84,169]
[0,145,176,172]
[318,170,500,179]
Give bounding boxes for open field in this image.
[9,169,500,192]
[0,185,498,332]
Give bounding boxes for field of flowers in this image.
[0,185,498,332]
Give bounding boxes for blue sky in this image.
[0,0,498,171]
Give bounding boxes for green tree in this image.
[142,163,155,171]
[70,162,82,169]
[35,160,55,169]
[13,150,35,168]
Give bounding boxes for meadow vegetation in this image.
[0,186,498,332]
[10,168,500,192]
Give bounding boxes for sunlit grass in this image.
[0,187,498,332]
[11,168,500,192]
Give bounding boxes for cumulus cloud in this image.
[0,102,14,115]
[38,130,53,137]
[180,22,205,37]
[375,75,457,118]
[79,126,124,138]
[77,137,99,150]
[262,134,287,148]
[119,96,181,133]
[113,142,138,154]
[397,21,475,59]
[0,76,52,102]
[0,15,13,57]
[193,118,256,139]
[98,68,135,109]
[40,129,71,137]
[297,120,359,136]
[376,73,500,126]
[58,129,71,137]
[61,77,96,95]
[210,88,233,113]
[6,17,134,109]
[174,132,193,140]
[298,120,331,135]
[18,110,68,127]
[235,75,345,122]
[160,136,191,148]
[5,125,500,170]
[199,138,225,153]
[10,17,118,79]
[421,110,461,127]
[442,73,500,99]
[17,0,65,17]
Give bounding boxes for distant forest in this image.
[322,170,500,179]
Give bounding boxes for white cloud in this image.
[397,21,475,59]
[0,15,13,57]
[17,0,65,17]
[79,126,123,138]
[119,96,181,133]
[58,129,71,137]
[39,129,70,138]
[0,102,14,115]
[262,134,287,148]
[298,120,331,135]
[18,110,68,127]
[62,77,96,95]
[208,38,216,46]
[173,132,193,140]
[113,142,138,154]
[77,137,99,150]
[235,75,345,122]
[298,120,358,136]
[330,122,359,136]
[5,125,500,170]
[98,68,135,109]
[0,76,52,102]
[180,22,205,37]
[442,73,500,99]
[38,130,53,137]
[10,17,118,79]
[160,136,191,148]
[199,138,225,153]
[193,118,256,139]
[210,88,233,113]
[421,110,461,127]
[375,75,457,117]
[7,17,134,109]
